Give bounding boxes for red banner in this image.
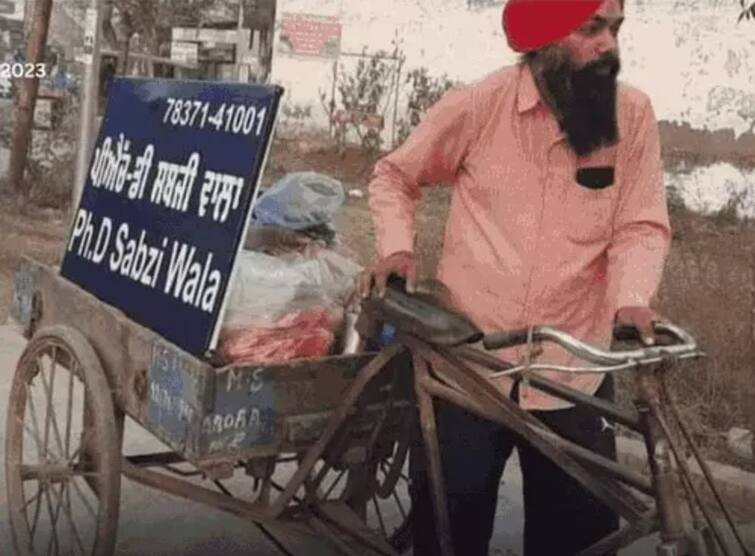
[279,13,342,58]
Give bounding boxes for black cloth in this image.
[409,376,619,556]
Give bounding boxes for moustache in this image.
[578,53,621,78]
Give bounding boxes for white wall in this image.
[270,0,755,145]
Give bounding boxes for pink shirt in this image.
[368,64,671,410]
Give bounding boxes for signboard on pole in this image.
[82,7,97,64]
[278,13,342,58]
[0,0,23,20]
[170,41,198,67]
[33,97,54,129]
[61,78,284,357]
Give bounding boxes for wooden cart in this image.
[8,257,748,556]
[6,257,415,556]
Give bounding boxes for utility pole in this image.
[72,0,105,209]
[6,0,54,194]
[236,0,245,82]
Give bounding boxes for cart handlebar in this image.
[482,322,703,367]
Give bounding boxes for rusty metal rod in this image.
[412,351,455,556]
[122,458,269,521]
[676,460,721,556]
[267,345,404,518]
[421,342,644,522]
[649,404,736,556]
[527,426,653,496]
[662,377,752,556]
[526,374,641,431]
[421,376,653,498]
[452,346,642,430]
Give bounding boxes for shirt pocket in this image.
[564,180,617,245]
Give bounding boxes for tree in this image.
[107,0,229,73]
[739,0,755,21]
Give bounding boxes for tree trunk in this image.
[7,0,54,195]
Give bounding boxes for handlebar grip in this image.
[612,324,643,342]
[613,322,680,346]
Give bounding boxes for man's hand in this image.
[356,251,417,299]
[615,306,661,346]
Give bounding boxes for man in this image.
[357,0,671,554]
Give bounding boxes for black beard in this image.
[539,53,621,156]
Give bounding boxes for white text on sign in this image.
[162,98,268,136]
[67,209,222,314]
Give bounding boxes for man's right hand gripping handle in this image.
[356,251,418,299]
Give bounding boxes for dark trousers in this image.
[409,377,620,556]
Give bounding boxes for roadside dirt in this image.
[0,200,68,322]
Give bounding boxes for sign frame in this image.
[60,77,285,358]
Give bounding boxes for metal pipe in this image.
[420,376,653,497]
[73,0,105,210]
[482,323,701,364]
[418,341,645,523]
[634,367,688,550]
[662,376,751,556]
[526,374,642,430]
[266,345,403,518]
[650,403,736,556]
[453,346,643,430]
[236,0,245,82]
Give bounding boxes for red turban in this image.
[502,0,603,53]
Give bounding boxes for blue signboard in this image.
[61,78,284,357]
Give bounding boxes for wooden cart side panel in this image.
[201,355,376,457]
[11,263,35,327]
[13,258,414,468]
[14,258,214,459]
[197,352,414,460]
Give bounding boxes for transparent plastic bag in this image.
[219,248,362,364]
[252,172,345,230]
[218,307,335,365]
[223,249,362,328]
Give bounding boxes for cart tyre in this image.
[340,437,413,554]
[6,325,121,556]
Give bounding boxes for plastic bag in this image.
[223,248,363,328]
[218,307,335,365]
[219,248,362,365]
[252,172,345,230]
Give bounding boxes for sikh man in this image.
[357,0,670,554]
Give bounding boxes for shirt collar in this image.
[517,63,541,114]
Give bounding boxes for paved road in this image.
[0,324,749,555]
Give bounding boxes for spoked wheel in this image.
[360,438,412,553]
[310,424,414,554]
[6,325,121,556]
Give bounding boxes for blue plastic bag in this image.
[252,172,345,230]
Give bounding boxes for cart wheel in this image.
[5,325,121,556]
[337,434,413,554]
[369,440,412,553]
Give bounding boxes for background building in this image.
[269,0,755,155]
